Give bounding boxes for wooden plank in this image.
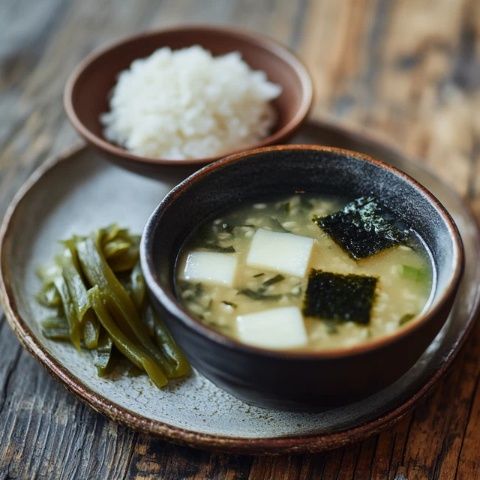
[455,371,480,479]
[0,315,138,479]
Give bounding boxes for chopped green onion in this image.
[400,265,428,282]
[238,289,282,301]
[263,274,285,286]
[399,313,415,325]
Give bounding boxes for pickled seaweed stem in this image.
[36,224,190,389]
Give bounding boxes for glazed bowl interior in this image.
[141,145,463,408]
[64,25,313,172]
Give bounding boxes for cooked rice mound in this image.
[101,46,281,160]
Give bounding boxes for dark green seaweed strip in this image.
[303,269,377,325]
[314,196,410,259]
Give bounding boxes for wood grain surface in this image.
[0,0,479,478]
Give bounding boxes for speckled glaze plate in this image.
[1,120,479,454]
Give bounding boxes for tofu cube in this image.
[236,306,308,349]
[182,251,237,286]
[246,228,314,277]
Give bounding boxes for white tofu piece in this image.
[246,228,314,277]
[236,306,308,349]
[182,251,237,286]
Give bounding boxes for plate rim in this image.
[0,122,479,455]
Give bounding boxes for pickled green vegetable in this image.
[36,224,190,389]
[88,286,168,388]
[130,261,146,311]
[83,316,100,349]
[59,247,91,323]
[36,283,61,308]
[76,235,176,376]
[53,274,82,349]
[145,306,191,378]
[41,316,70,341]
[94,334,114,376]
[101,226,140,272]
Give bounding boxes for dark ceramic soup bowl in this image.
[140,145,464,410]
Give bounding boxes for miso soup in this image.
[175,194,433,351]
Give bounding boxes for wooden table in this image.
[1,0,479,478]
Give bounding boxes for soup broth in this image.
[176,194,433,350]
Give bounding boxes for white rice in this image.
[101,46,281,159]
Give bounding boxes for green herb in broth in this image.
[176,194,433,350]
[399,313,415,325]
[324,319,339,334]
[263,274,285,286]
[179,281,205,301]
[279,201,290,215]
[290,285,303,297]
[400,264,428,283]
[269,217,291,233]
[299,196,314,210]
[219,222,256,233]
[200,244,236,253]
[238,288,283,301]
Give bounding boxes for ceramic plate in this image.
[1,121,479,454]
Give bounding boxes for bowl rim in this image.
[141,144,465,360]
[63,24,314,167]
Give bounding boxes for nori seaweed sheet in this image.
[303,270,377,324]
[314,196,410,259]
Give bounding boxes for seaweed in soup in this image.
[314,196,410,259]
[303,270,377,324]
